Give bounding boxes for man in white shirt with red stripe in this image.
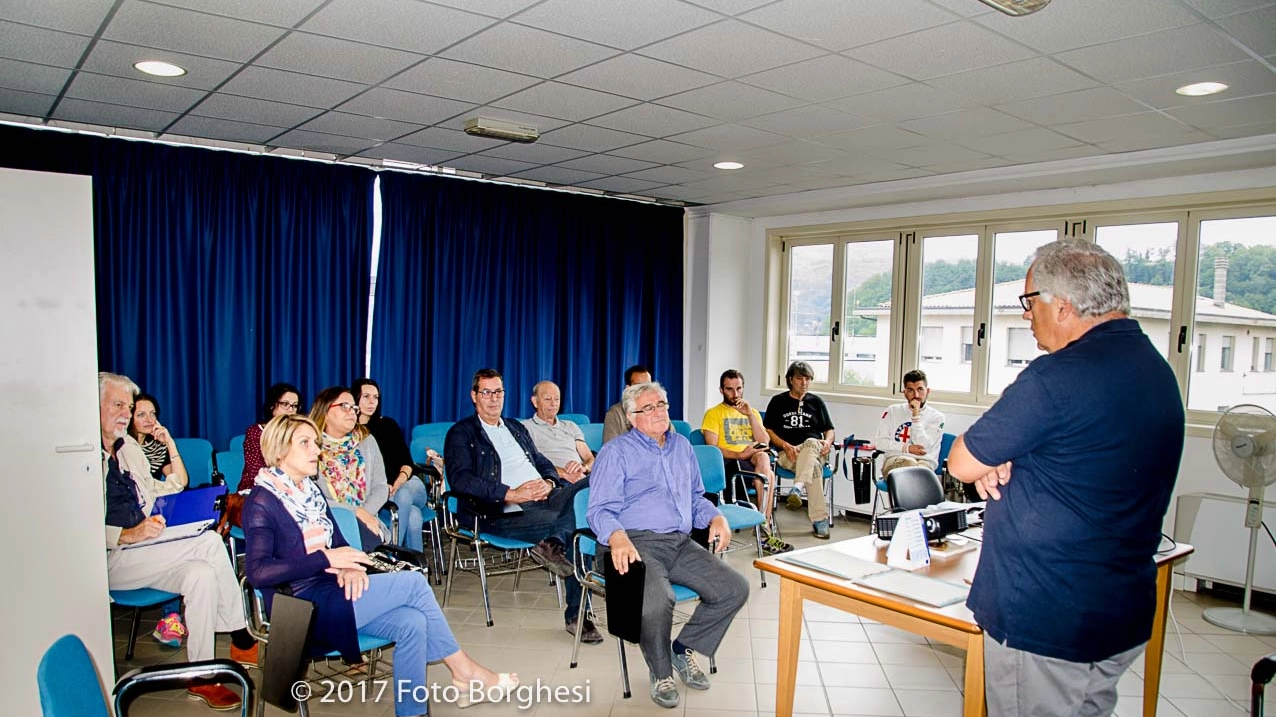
[873,369,945,478]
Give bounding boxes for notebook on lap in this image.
[121,485,227,550]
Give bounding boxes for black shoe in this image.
[566,617,604,644]
[530,540,575,578]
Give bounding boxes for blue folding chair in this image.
[110,587,184,660]
[567,487,715,698]
[670,420,693,440]
[689,428,706,446]
[174,437,214,487]
[409,421,454,444]
[213,450,248,559]
[580,423,604,454]
[558,413,590,426]
[40,633,253,717]
[694,445,768,587]
[228,434,245,453]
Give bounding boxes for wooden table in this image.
[755,534,1193,717]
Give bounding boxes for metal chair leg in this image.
[710,655,717,674]
[618,637,631,699]
[512,550,524,592]
[125,607,142,660]
[569,589,587,668]
[443,538,458,607]
[754,525,767,588]
[474,541,494,627]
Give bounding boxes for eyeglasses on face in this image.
[329,402,358,413]
[629,401,670,416]
[476,389,505,398]
[1018,291,1041,312]
[276,400,300,410]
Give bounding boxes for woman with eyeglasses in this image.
[243,414,517,716]
[309,386,392,550]
[352,378,427,552]
[240,382,302,493]
[128,393,190,485]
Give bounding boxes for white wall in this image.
[0,168,111,713]
[686,164,1276,538]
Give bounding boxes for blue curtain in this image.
[371,172,684,427]
[0,124,375,447]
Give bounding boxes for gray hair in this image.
[1031,239,1130,318]
[621,381,668,414]
[98,372,139,401]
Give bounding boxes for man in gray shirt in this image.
[522,380,593,483]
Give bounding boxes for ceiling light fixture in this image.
[1176,81,1229,97]
[714,161,744,170]
[133,60,186,77]
[975,0,1051,16]
[463,117,539,143]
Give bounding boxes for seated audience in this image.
[764,361,836,540]
[589,380,749,709]
[700,369,791,554]
[522,380,593,483]
[244,414,516,716]
[602,364,651,444]
[445,368,600,645]
[100,372,257,712]
[874,369,945,479]
[308,386,394,551]
[353,378,428,552]
[240,382,301,492]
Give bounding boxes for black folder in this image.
[603,551,645,644]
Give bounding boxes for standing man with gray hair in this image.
[947,240,1185,717]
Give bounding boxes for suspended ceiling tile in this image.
[440,23,618,78]
[687,0,776,13]
[957,127,1084,155]
[514,0,719,50]
[741,55,909,103]
[296,111,420,141]
[554,153,658,175]
[1213,5,1276,55]
[972,0,1198,54]
[355,143,466,166]
[269,128,379,154]
[620,164,714,184]
[337,87,474,126]
[557,54,719,102]
[587,102,719,137]
[254,32,424,85]
[437,107,569,134]
[666,122,789,151]
[164,115,286,143]
[998,144,1105,164]
[923,157,1013,174]
[65,72,205,113]
[0,21,92,67]
[575,175,668,194]
[384,58,540,105]
[741,0,957,52]
[103,1,285,62]
[492,81,638,122]
[996,86,1151,125]
[153,0,326,27]
[0,87,57,117]
[813,124,931,152]
[886,143,993,167]
[1113,60,1276,109]
[826,81,982,121]
[427,0,542,19]
[301,0,495,55]
[924,57,1099,106]
[1178,0,1276,19]
[81,40,241,91]
[1052,111,1195,144]
[733,140,849,165]
[741,105,872,137]
[477,142,591,164]
[397,126,506,153]
[446,154,539,176]
[0,56,72,95]
[537,122,652,152]
[845,20,1036,81]
[509,165,607,185]
[610,138,718,164]
[802,154,913,176]
[218,67,365,108]
[0,0,114,34]
[897,107,1034,141]
[1208,118,1276,139]
[658,81,803,122]
[637,19,823,78]
[1095,129,1216,152]
[1054,24,1251,84]
[191,92,323,128]
[52,97,178,131]
[1167,92,1276,129]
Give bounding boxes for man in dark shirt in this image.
[948,240,1185,717]
[764,361,836,539]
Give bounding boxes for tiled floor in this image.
[112,509,1260,716]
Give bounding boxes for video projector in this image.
[873,507,968,542]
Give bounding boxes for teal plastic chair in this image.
[558,413,590,425]
[39,633,253,717]
[567,487,714,698]
[174,437,214,487]
[228,434,245,453]
[580,423,604,453]
[694,445,768,587]
[670,420,693,440]
[110,587,182,660]
[409,421,454,444]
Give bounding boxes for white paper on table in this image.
[885,510,930,570]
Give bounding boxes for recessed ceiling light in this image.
[133,60,186,77]
[714,161,744,170]
[1175,81,1228,97]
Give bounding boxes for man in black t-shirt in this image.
[763,362,836,539]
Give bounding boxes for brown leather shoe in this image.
[530,540,575,578]
[230,642,259,668]
[187,684,243,711]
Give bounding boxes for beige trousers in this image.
[777,438,830,523]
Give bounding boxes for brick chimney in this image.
[1213,256,1228,307]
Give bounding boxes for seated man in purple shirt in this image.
[588,381,749,710]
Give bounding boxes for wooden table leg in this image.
[776,578,804,717]
[964,631,986,717]
[1143,562,1173,717]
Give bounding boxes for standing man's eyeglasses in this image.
[1018,291,1041,312]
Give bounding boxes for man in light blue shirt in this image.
[588,381,749,709]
